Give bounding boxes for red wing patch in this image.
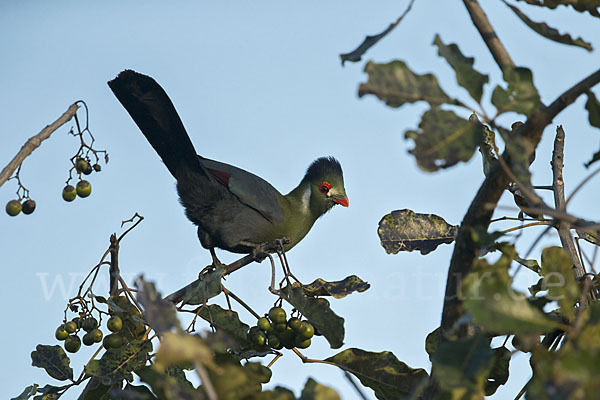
[208,168,231,185]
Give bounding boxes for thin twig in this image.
[501,221,550,234]
[344,371,369,400]
[0,103,80,187]
[221,286,261,319]
[565,166,600,207]
[194,360,218,400]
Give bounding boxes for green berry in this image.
[257,317,271,332]
[55,325,69,341]
[22,199,36,215]
[268,307,286,324]
[90,328,103,343]
[296,338,311,349]
[82,332,94,346]
[82,317,98,332]
[75,158,89,173]
[64,335,81,353]
[103,333,122,349]
[267,332,282,350]
[5,200,22,216]
[274,323,287,331]
[300,322,314,339]
[64,321,78,333]
[248,327,267,346]
[107,316,122,332]
[288,317,302,332]
[76,180,92,198]
[62,185,77,202]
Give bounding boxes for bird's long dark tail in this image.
[108,69,202,178]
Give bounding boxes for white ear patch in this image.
[301,183,312,213]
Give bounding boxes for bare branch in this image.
[462,0,515,70]
[0,102,79,187]
[552,126,584,277]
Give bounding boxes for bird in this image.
[108,70,348,265]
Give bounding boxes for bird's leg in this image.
[276,240,301,285]
[277,249,293,289]
[209,248,226,269]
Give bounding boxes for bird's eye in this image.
[318,182,331,194]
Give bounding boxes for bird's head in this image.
[302,157,348,216]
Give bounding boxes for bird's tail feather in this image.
[108,69,202,178]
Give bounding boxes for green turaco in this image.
[108,70,348,264]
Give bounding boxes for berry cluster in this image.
[61,158,99,202]
[55,314,123,353]
[248,307,316,350]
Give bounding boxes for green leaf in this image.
[11,385,38,400]
[180,266,224,306]
[79,380,115,400]
[491,66,540,116]
[504,1,592,51]
[153,332,215,371]
[136,276,180,335]
[405,108,485,172]
[340,2,414,65]
[281,286,345,349]
[110,383,158,399]
[300,377,340,400]
[462,248,560,334]
[208,354,272,399]
[540,246,580,320]
[515,0,600,18]
[485,347,511,396]
[298,275,370,299]
[325,348,428,400]
[432,334,494,397]
[495,242,541,274]
[198,304,253,348]
[85,340,152,385]
[585,90,600,128]
[425,327,440,361]
[359,60,462,108]
[137,366,202,399]
[433,34,489,102]
[258,387,298,400]
[31,344,73,381]
[378,209,458,255]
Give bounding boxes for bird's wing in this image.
[200,158,285,224]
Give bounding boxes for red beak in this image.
[333,197,349,207]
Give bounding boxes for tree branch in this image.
[462,0,515,71]
[425,67,600,399]
[552,125,584,277]
[0,102,79,187]
[165,239,290,304]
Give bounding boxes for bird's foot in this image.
[209,248,226,269]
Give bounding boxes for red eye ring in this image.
[318,182,331,194]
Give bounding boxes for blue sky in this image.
[1,1,599,399]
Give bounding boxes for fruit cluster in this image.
[5,198,36,217]
[62,158,99,202]
[55,314,123,353]
[248,307,315,350]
